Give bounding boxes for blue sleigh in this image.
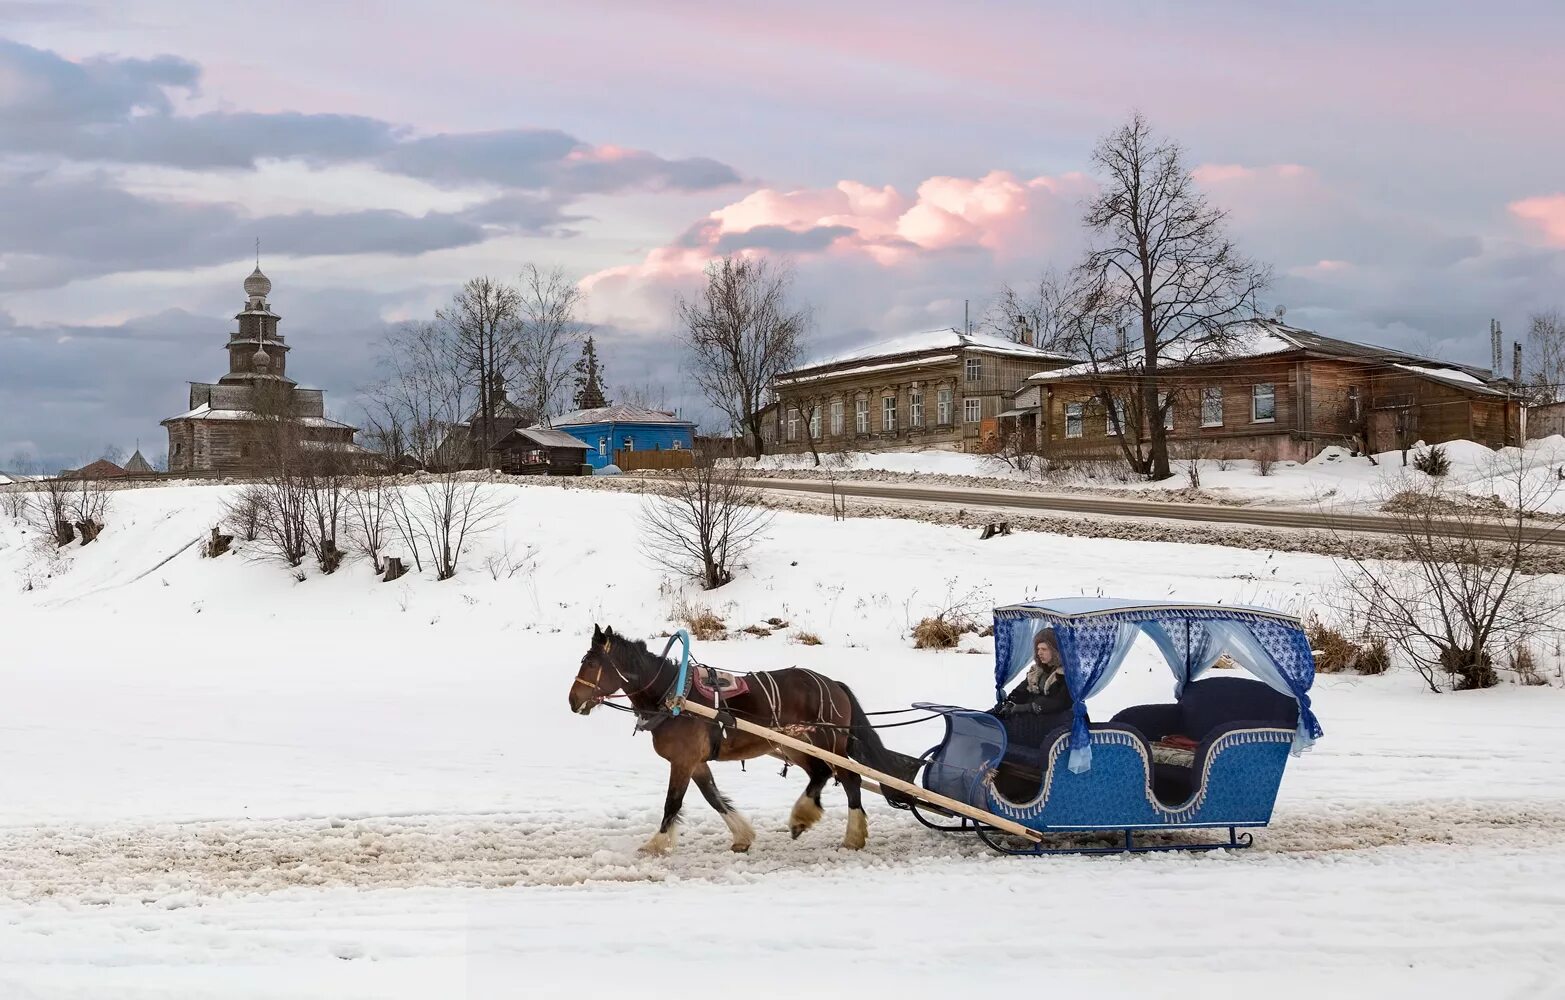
[912,598,1324,855]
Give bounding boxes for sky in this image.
[2,0,1563,469]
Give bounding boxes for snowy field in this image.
[2,482,1563,998]
[749,435,1565,512]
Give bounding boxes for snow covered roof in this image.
[499,427,591,450]
[1027,320,1505,394]
[793,328,1076,374]
[775,354,959,387]
[543,404,694,428]
[161,404,357,430]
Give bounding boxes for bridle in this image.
[573,646,662,708]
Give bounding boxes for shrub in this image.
[1254,445,1277,477]
[673,599,727,641]
[1509,644,1547,686]
[912,616,965,649]
[1357,638,1392,676]
[1305,616,1360,674]
[1413,444,1451,478]
[792,631,823,646]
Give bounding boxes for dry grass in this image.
[1306,615,1361,674]
[672,599,727,641]
[741,624,772,638]
[1510,644,1548,686]
[1254,444,1278,477]
[912,616,966,650]
[792,631,823,646]
[1358,638,1392,676]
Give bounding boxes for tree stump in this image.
[75,519,103,545]
[54,519,76,546]
[204,526,233,558]
[382,556,407,582]
[979,522,1011,540]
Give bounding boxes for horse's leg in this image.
[692,762,754,853]
[835,767,868,850]
[641,757,695,856]
[789,757,832,839]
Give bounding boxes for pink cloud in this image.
[584,169,1093,292]
[1510,194,1565,246]
[1193,163,1314,184]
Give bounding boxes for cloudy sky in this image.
[2,0,1562,468]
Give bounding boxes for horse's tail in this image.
[838,683,920,808]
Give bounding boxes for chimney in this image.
[1017,314,1033,347]
[1514,342,1523,383]
[1491,319,1503,375]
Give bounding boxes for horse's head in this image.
[569,623,624,715]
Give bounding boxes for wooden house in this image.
[769,328,1076,455]
[1025,322,1521,463]
[490,427,591,476]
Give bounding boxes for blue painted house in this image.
[543,404,697,469]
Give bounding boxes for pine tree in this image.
[572,336,608,409]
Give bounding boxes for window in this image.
[173,442,183,457]
[1201,387,1223,428]
[1065,402,1084,438]
[787,408,799,442]
[937,387,953,425]
[239,443,250,458]
[1158,391,1174,431]
[1251,383,1276,423]
[910,387,923,427]
[965,357,982,382]
[598,437,607,458]
[1106,398,1126,436]
[855,398,869,434]
[830,399,844,436]
[808,406,821,440]
[964,398,982,423]
[672,439,685,449]
[882,395,897,432]
[622,435,634,451]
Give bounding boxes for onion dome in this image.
[252,345,271,371]
[244,267,272,299]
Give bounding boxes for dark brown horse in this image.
[568,624,912,855]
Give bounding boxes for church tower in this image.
[220,267,294,385]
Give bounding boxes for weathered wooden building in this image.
[767,329,1076,455]
[490,427,590,476]
[161,267,364,474]
[1022,323,1521,463]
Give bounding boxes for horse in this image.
[568,623,914,856]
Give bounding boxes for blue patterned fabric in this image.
[992,600,1322,769]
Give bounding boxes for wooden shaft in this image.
[680,699,1042,842]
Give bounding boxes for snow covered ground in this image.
[1,482,1563,998]
[749,435,1565,512]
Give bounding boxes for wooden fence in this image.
[613,449,695,472]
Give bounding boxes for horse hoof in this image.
[789,825,806,840]
[731,843,751,854]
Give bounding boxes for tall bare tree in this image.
[1075,113,1269,480]
[1526,308,1565,404]
[439,277,523,466]
[364,320,472,469]
[677,256,809,458]
[515,264,587,423]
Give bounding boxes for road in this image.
[731,476,1565,547]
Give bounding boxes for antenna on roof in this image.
[964,300,970,336]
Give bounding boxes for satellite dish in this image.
[1274,305,1287,320]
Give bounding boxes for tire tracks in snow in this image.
[5,799,1563,904]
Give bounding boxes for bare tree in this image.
[639,457,774,589]
[387,474,509,580]
[982,267,1088,352]
[345,474,393,574]
[67,475,113,544]
[677,256,809,458]
[0,483,25,520]
[100,444,125,466]
[1073,112,1269,480]
[616,381,670,411]
[1526,308,1565,404]
[1333,454,1565,692]
[364,320,471,470]
[27,477,75,545]
[514,264,586,423]
[439,277,523,466]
